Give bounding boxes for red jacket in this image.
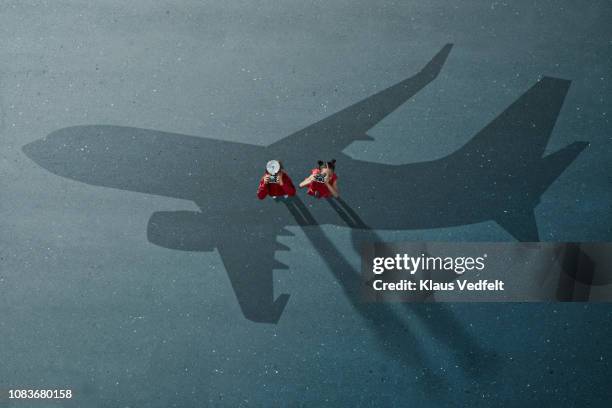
[257,172,296,199]
[307,168,338,199]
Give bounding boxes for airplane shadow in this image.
[145,209,291,323]
[281,196,500,392]
[20,44,585,393]
[22,44,587,326]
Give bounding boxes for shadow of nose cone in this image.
[22,137,46,165]
[22,127,87,178]
[22,135,75,180]
[22,125,125,185]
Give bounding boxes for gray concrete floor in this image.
[1,1,611,406]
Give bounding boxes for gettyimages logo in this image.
[371,253,487,275]
[363,242,612,302]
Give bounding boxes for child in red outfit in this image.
[257,161,296,199]
[299,159,339,199]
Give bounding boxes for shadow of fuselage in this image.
[22,44,587,325]
[23,80,586,238]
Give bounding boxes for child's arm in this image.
[257,176,268,199]
[299,175,314,188]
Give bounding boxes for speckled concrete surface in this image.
[1,1,611,406]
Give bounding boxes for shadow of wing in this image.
[269,44,453,156]
[443,77,587,241]
[147,210,290,324]
[217,227,291,324]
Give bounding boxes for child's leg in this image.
[335,197,369,228]
[282,199,307,226]
[327,197,368,229]
[327,198,356,227]
[289,196,317,226]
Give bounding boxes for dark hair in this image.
[317,159,336,170]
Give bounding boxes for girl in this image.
[257,160,296,199]
[299,159,339,198]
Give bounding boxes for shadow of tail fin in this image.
[495,209,540,242]
[447,76,587,241]
[455,77,572,163]
[494,141,588,241]
[537,141,589,194]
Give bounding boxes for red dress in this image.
[257,172,296,199]
[307,169,338,199]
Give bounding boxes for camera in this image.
[266,160,281,183]
[314,173,326,183]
